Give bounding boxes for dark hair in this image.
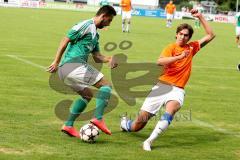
[176,23,194,39]
[96,5,117,16]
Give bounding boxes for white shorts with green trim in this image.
[236,27,240,36]
[58,63,103,92]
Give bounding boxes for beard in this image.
[97,20,106,29]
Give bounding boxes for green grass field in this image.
[0,7,240,160]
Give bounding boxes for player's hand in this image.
[47,61,58,73]
[178,50,190,60]
[108,56,118,69]
[190,9,201,18]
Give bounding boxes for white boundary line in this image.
[192,119,240,138]
[5,54,240,137]
[6,54,46,70]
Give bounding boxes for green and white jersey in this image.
[100,0,109,6]
[235,12,240,27]
[60,19,100,66]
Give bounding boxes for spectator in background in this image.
[165,0,176,28]
[120,0,132,32]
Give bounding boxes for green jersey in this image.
[100,0,109,6]
[60,19,100,66]
[235,12,240,27]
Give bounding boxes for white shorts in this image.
[141,82,185,115]
[122,11,132,20]
[58,63,103,91]
[236,27,240,36]
[166,13,174,20]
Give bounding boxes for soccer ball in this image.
[80,123,99,143]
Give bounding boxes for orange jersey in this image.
[121,0,131,12]
[165,3,176,14]
[159,41,200,88]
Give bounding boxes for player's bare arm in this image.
[47,37,70,73]
[92,52,118,69]
[157,50,189,66]
[191,9,215,48]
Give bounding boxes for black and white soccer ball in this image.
[80,123,99,143]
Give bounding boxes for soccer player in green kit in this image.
[47,5,117,137]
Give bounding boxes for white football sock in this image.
[122,23,125,31]
[126,24,130,32]
[147,120,169,142]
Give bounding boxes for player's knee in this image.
[161,112,173,125]
[78,89,93,102]
[98,85,112,100]
[82,95,92,102]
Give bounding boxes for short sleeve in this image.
[189,41,200,56]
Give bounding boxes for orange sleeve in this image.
[189,41,200,56]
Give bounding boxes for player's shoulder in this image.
[188,41,200,49]
[79,19,94,26]
[188,41,199,45]
[164,43,176,50]
[72,19,94,31]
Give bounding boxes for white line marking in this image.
[193,119,240,137]
[5,54,239,137]
[6,54,46,70]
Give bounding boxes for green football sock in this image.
[95,86,112,120]
[65,98,88,126]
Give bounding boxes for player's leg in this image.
[91,77,113,135]
[236,35,240,47]
[64,88,92,127]
[125,11,131,32]
[166,18,169,27]
[143,85,185,151]
[197,20,201,28]
[169,15,173,27]
[126,18,131,32]
[236,27,240,47]
[122,12,126,32]
[122,19,126,32]
[62,88,93,137]
[58,63,97,137]
[120,82,170,132]
[120,110,152,132]
[194,19,198,28]
[143,100,180,151]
